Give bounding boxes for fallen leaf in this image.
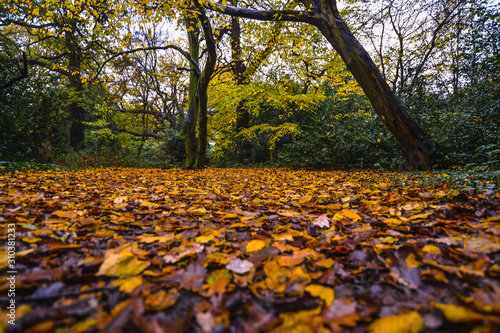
[111,276,143,293]
[226,259,254,275]
[422,245,441,253]
[97,251,148,277]
[313,214,330,228]
[246,239,266,252]
[305,284,335,306]
[431,302,500,324]
[368,311,424,333]
[340,209,362,221]
[144,289,179,311]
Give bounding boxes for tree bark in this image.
[230,1,253,164]
[194,4,217,170]
[208,0,437,169]
[182,15,200,169]
[66,24,85,151]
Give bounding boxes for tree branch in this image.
[93,45,201,82]
[114,107,164,118]
[206,2,320,25]
[39,52,70,61]
[1,19,53,29]
[119,129,162,139]
[26,59,70,76]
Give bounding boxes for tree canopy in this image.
[0,0,498,170]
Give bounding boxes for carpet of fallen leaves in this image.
[1,168,500,333]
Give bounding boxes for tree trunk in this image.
[231,1,253,165]
[66,25,85,151]
[182,15,200,169]
[311,1,435,168]
[194,4,217,170]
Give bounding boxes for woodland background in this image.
[0,0,499,172]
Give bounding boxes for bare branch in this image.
[206,2,320,25]
[93,45,201,82]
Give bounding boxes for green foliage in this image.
[0,161,76,175]
[277,87,401,169]
[0,67,69,162]
[464,141,500,181]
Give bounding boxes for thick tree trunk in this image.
[182,16,200,169]
[69,98,85,151]
[311,1,435,168]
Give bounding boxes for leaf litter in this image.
[0,168,499,332]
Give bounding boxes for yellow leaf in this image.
[324,203,342,210]
[405,253,420,269]
[384,218,403,225]
[368,311,424,333]
[305,284,334,306]
[187,206,209,214]
[140,200,159,207]
[96,251,148,277]
[21,237,42,243]
[52,210,77,219]
[340,209,362,221]
[221,213,239,219]
[246,239,266,252]
[431,302,500,324]
[111,276,143,293]
[145,289,179,311]
[277,210,300,217]
[409,212,432,221]
[17,248,35,256]
[481,215,500,223]
[195,234,215,244]
[422,245,441,253]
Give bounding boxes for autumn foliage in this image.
[1,168,499,332]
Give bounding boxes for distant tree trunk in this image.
[182,16,200,169]
[231,1,253,165]
[66,24,85,151]
[194,4,217,170]
[208,0,437,169]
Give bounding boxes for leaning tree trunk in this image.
[182,15,200,169]
[306,0,435,169]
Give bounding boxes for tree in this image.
[107,25,189,159]
[206,0,437,169]
[182,1,217,169]
[229,0,287,164]
[0,0,125,151]
[348,0,467,100]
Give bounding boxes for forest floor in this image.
[1,168,499,333]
